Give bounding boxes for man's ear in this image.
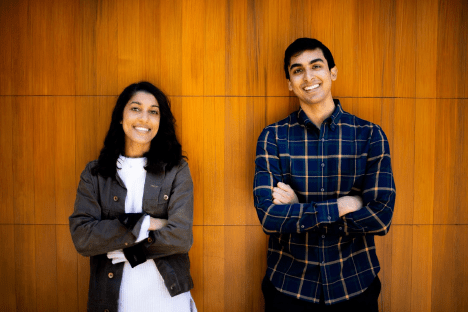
[287,79,293,91]
[330,67,338,81]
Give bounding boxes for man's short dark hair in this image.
[284,38,336,79]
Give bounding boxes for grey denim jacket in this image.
[69,159,194,312]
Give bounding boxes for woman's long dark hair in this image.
[91,81,185,178]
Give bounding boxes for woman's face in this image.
[122,91,160,157]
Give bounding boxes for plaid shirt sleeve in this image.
[334,125,395,235]
[254,127,340,234]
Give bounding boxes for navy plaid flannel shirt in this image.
[254,100,395,305]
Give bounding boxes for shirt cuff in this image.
[135,215,150,243]
[298,199,339,232]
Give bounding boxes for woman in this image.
[69,81,196,312]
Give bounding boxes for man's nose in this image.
[304,69,314,81]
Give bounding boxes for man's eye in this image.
[312,65,321,69]
[293,69,302,74]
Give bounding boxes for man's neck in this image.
[300,98,335,129]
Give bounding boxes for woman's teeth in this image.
[135,127,150,132]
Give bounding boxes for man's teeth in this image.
[135,127,150,132]
[304,84,319,91]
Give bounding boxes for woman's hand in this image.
[272,182,299,205]
[148,217,168,231]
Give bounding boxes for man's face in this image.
[287,49,337,107]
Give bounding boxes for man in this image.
[253,38,395,312]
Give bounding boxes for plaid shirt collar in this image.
[297,99,343,132]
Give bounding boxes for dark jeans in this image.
[262,275,381,312]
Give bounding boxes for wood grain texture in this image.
[14,225,36,311]
[0,97,14,224]
[414,99,435,225]
[432,225,468,312]
[392,99,415,225]
[0,226,16,311]
[34,97,56,224]
[35,225,58,311]
[56,225,78,312]
[411,225,432,312]
[13,97,35,225]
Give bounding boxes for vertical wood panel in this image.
[0,226,16,311]
[357,0,395,97]
[204,0,226,95]
[433,99,458,224]
[96,0,118,95]
[139,0,162,87]
[160,0,182,95]
[182,97,205,225]
[0,97,14,224]
[10,0,31,95]
[395,0,416,98]
[265,0,291,97]
[432,225,468,312]
[203,97,225,225]
[390,225,413,312]
[52,0,77,95]
[0,0,12,95]
[34,98,56,224]
[30,0,54,95]
[56,225,78,312]
[203,226,225,312]
[55,97,76,224]
[226,0,247,95]
[414,99,435,225]
[437,0,468,98]
[15,225,36,311]
[332,0,359,98]
[35,225,58,311]
[13,97,35,224]
[182,0,205,95]
[416,0,438,98]
[117,0,141,90]
[392,99,415,225]
[411,225,432,312]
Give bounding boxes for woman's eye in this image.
[131,107,139,111]
[150,110,159,115]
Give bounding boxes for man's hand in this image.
[272,182,299,205]
[337,196,363,217]
[148,217,168,231]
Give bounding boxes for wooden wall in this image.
[0,0,467,311]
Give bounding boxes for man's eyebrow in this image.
[289,58,325,71]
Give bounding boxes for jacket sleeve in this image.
[69,162,142,257]
[326,125,396,236]
[253,127,340,234]
[143,161,194,259]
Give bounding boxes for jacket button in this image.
[148,237,153,243]
[108,272,114,279]
[163,195,169,200]
[113,196,118,202]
